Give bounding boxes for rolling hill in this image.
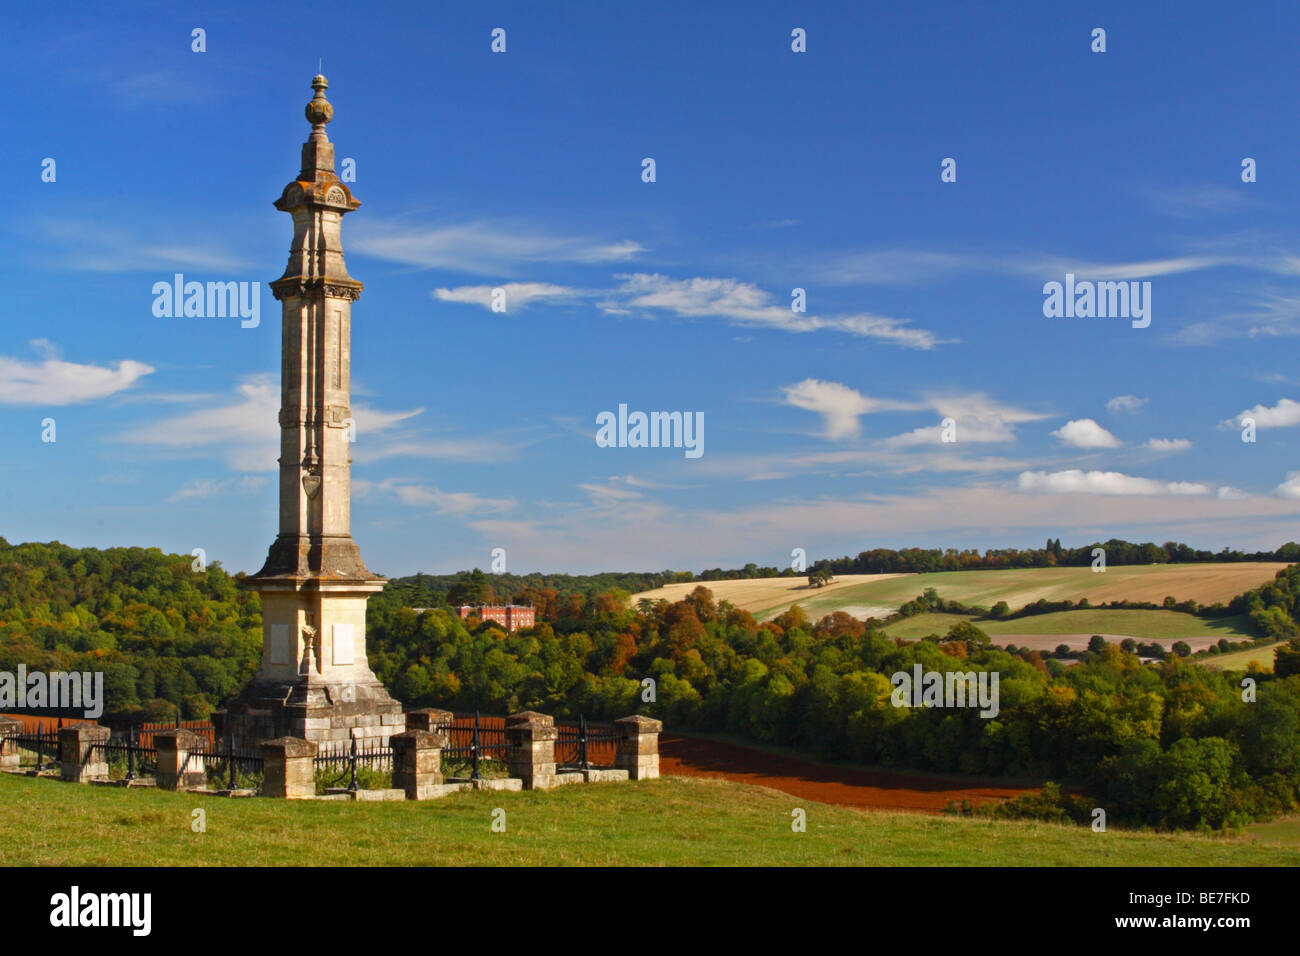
[633,563,1290,623]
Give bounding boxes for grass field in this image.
[633,563,1288,624]
[0,773,1295,866]
[1203,642,1282,672]
[1244,816,1300,845]
[884,610,1256,643]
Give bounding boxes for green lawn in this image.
[883,610,1255,643]
[0,772,1295,866]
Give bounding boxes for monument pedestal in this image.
[228,572,403,751]
[218,676,403,751]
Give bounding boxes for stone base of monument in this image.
[214,676,404,751]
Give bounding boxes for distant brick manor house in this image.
[455,605,536,632]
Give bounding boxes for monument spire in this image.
[222,75,403,750]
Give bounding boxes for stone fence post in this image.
[260,737,317,799]
[505,711,557,790]
[405,708,455,733]
[391,729,446,799]
[614,715,662,780]
[0,716,20,772]
[154,729,206,791]
[60,724,111,783]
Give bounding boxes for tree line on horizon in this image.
[384,538,1300,607]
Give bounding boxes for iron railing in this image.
[178,734,264,792]
[436,711,508,781]
[2,719,62,771]
[555,714,619,771]
[91,726,159,781]
[313,736,394,792]
[1,711,622,783]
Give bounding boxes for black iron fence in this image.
[436,712,508,781]
[555,714,619,771]
[314,737,393,792]
[433,711,619,775]
[2,711,622,787]
[179,735,264,792]
[92,726,158,780]
[2,719,62,771]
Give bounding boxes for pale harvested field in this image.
[632,573,912,620]
[635,563,1290,622]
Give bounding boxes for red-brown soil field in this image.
[660,732,1032,813]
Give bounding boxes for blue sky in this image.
[3,1,1299,576]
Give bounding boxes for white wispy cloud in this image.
[434,273,942,347]
[1017,469,1209,496]
[884,393,1049,446]
[1137,182,1253,218]
[115,377,280,470]
[781,379,919,440]
[1222,397,1300,429]
[167,476,267,503]
[1181,292,1300,345]
[1277,472,1300,499]
[0,341,153,404]
[30,217,256,273]
[607,273,940,348]
[819,248,1236,286]
[779,380,1046,447]
[352,439,520,465]
[1051,419,1122,449]
[351,219,643,274]
[1145,437,1193,452]
[434,282,580,310]
[1106,394,1147,414]
[360,479,516,516]
[116,376,422,471]
[577,479,648,506]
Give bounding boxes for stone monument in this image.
[218,75,403,750]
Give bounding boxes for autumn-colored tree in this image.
[812,611,866,641]
[684,585,717,623]
[772,604,809,633]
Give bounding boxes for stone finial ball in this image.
[305,74,333,126]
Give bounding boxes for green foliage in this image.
[1277,639,1300,678]
[313,765,391,794]
[942,620,989,646]
[0,540,261,720]
[808,568,834,588]
[978,781,1093,825]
